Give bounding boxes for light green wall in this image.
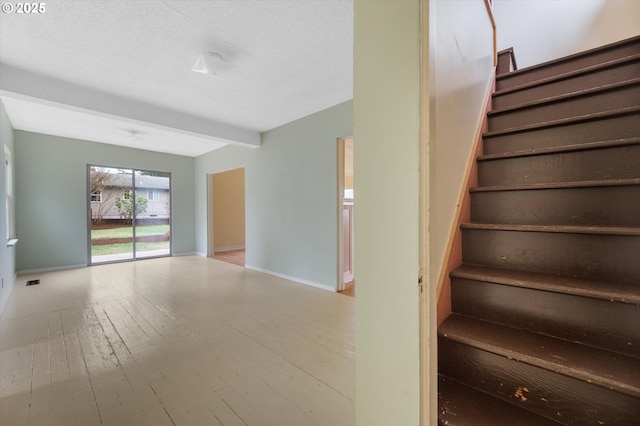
[354,1,421,424]
[14,131,196,272]
[0,100,16,314]
[195,100,353,290]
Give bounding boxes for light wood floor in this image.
[339,281,355,298]
[0,256,354,426]
[213,249,246,267]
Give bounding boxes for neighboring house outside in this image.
[90,173,170,222]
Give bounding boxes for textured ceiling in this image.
[0,0,353,156]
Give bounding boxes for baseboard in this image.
[17,263,87,275]
[244,265,337,293]
[213,245,245,253]
[174,251,202,257]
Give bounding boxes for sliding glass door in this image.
[133,169,171,258]
[88,166,171,264]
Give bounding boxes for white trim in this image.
[175,251,202,257]
[337,137,346,292]
[344,271,354,283]
[18,263,86,275]
[244,264,337,293]
[213,245,245,253]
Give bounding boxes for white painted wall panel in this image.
[429,0,494,286]
[494,0,640,69]
[353,2,421,424]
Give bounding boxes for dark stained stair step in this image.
[472,177,640,191]
[470,180,640,227]
[440,35,640,424]
[479,137,640,161]
[488,79,640,132]
[450,275,640,356]
[461,223,640,283]
[477,141,640,186]
[483,107,640,154]
[450,264,640,305]
[439,314,640,398]
[461,222,640,236]
[438,375,564,426]
[493,54,640,109]
[496,35,640,91]
[439,317,640,425]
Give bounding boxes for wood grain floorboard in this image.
[213,249,246,267]
[0,256,354,426]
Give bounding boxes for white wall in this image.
[14,131,196,272]
[429,1,495,286]
[0,100,16,314]
[194,100,353,291]
[494,0,640,68]
[354,2,421,424]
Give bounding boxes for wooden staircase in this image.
[438,36,640,425]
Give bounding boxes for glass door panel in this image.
[89,166,134,263]
[134,170,171,258]
[89,166,171,264]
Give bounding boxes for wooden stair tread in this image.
[438,375,563,426]
[494,53,640,97]
[439,314,640,398]
[450,264,640,304]
[478,137,640,161]
[460,222,640,236]
[488,77,640,116]
[470,177,640,192]
[483,106,640,138]
[496,35,640,81]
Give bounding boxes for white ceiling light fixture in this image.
[191,52,232,76]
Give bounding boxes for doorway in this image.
[338,137,355,296]
[207,167,246,266]
[88,165,171,264]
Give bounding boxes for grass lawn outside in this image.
[91,225,170,257]
[91,241,170,257]
[91,224,169,240]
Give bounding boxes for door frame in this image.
[206,167,246,258]
[337,136,354,292]
[87,164,172,265]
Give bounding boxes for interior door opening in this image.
[88,165,171,264]
[338,137,355,296]
[207,167,246,267]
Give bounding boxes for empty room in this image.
[2,1,639,425]
[0,1,357,425]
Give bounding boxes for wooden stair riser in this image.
[478,144,640,186]
[439,338,640,425]
[461,229,640,283]
[488,83,640,132]
[450,278,640,356]
[484,111,640,154]
[494,58,640,109]
[496,39,640,91]
[470,185,640,227]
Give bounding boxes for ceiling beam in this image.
[0,63,261,148]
